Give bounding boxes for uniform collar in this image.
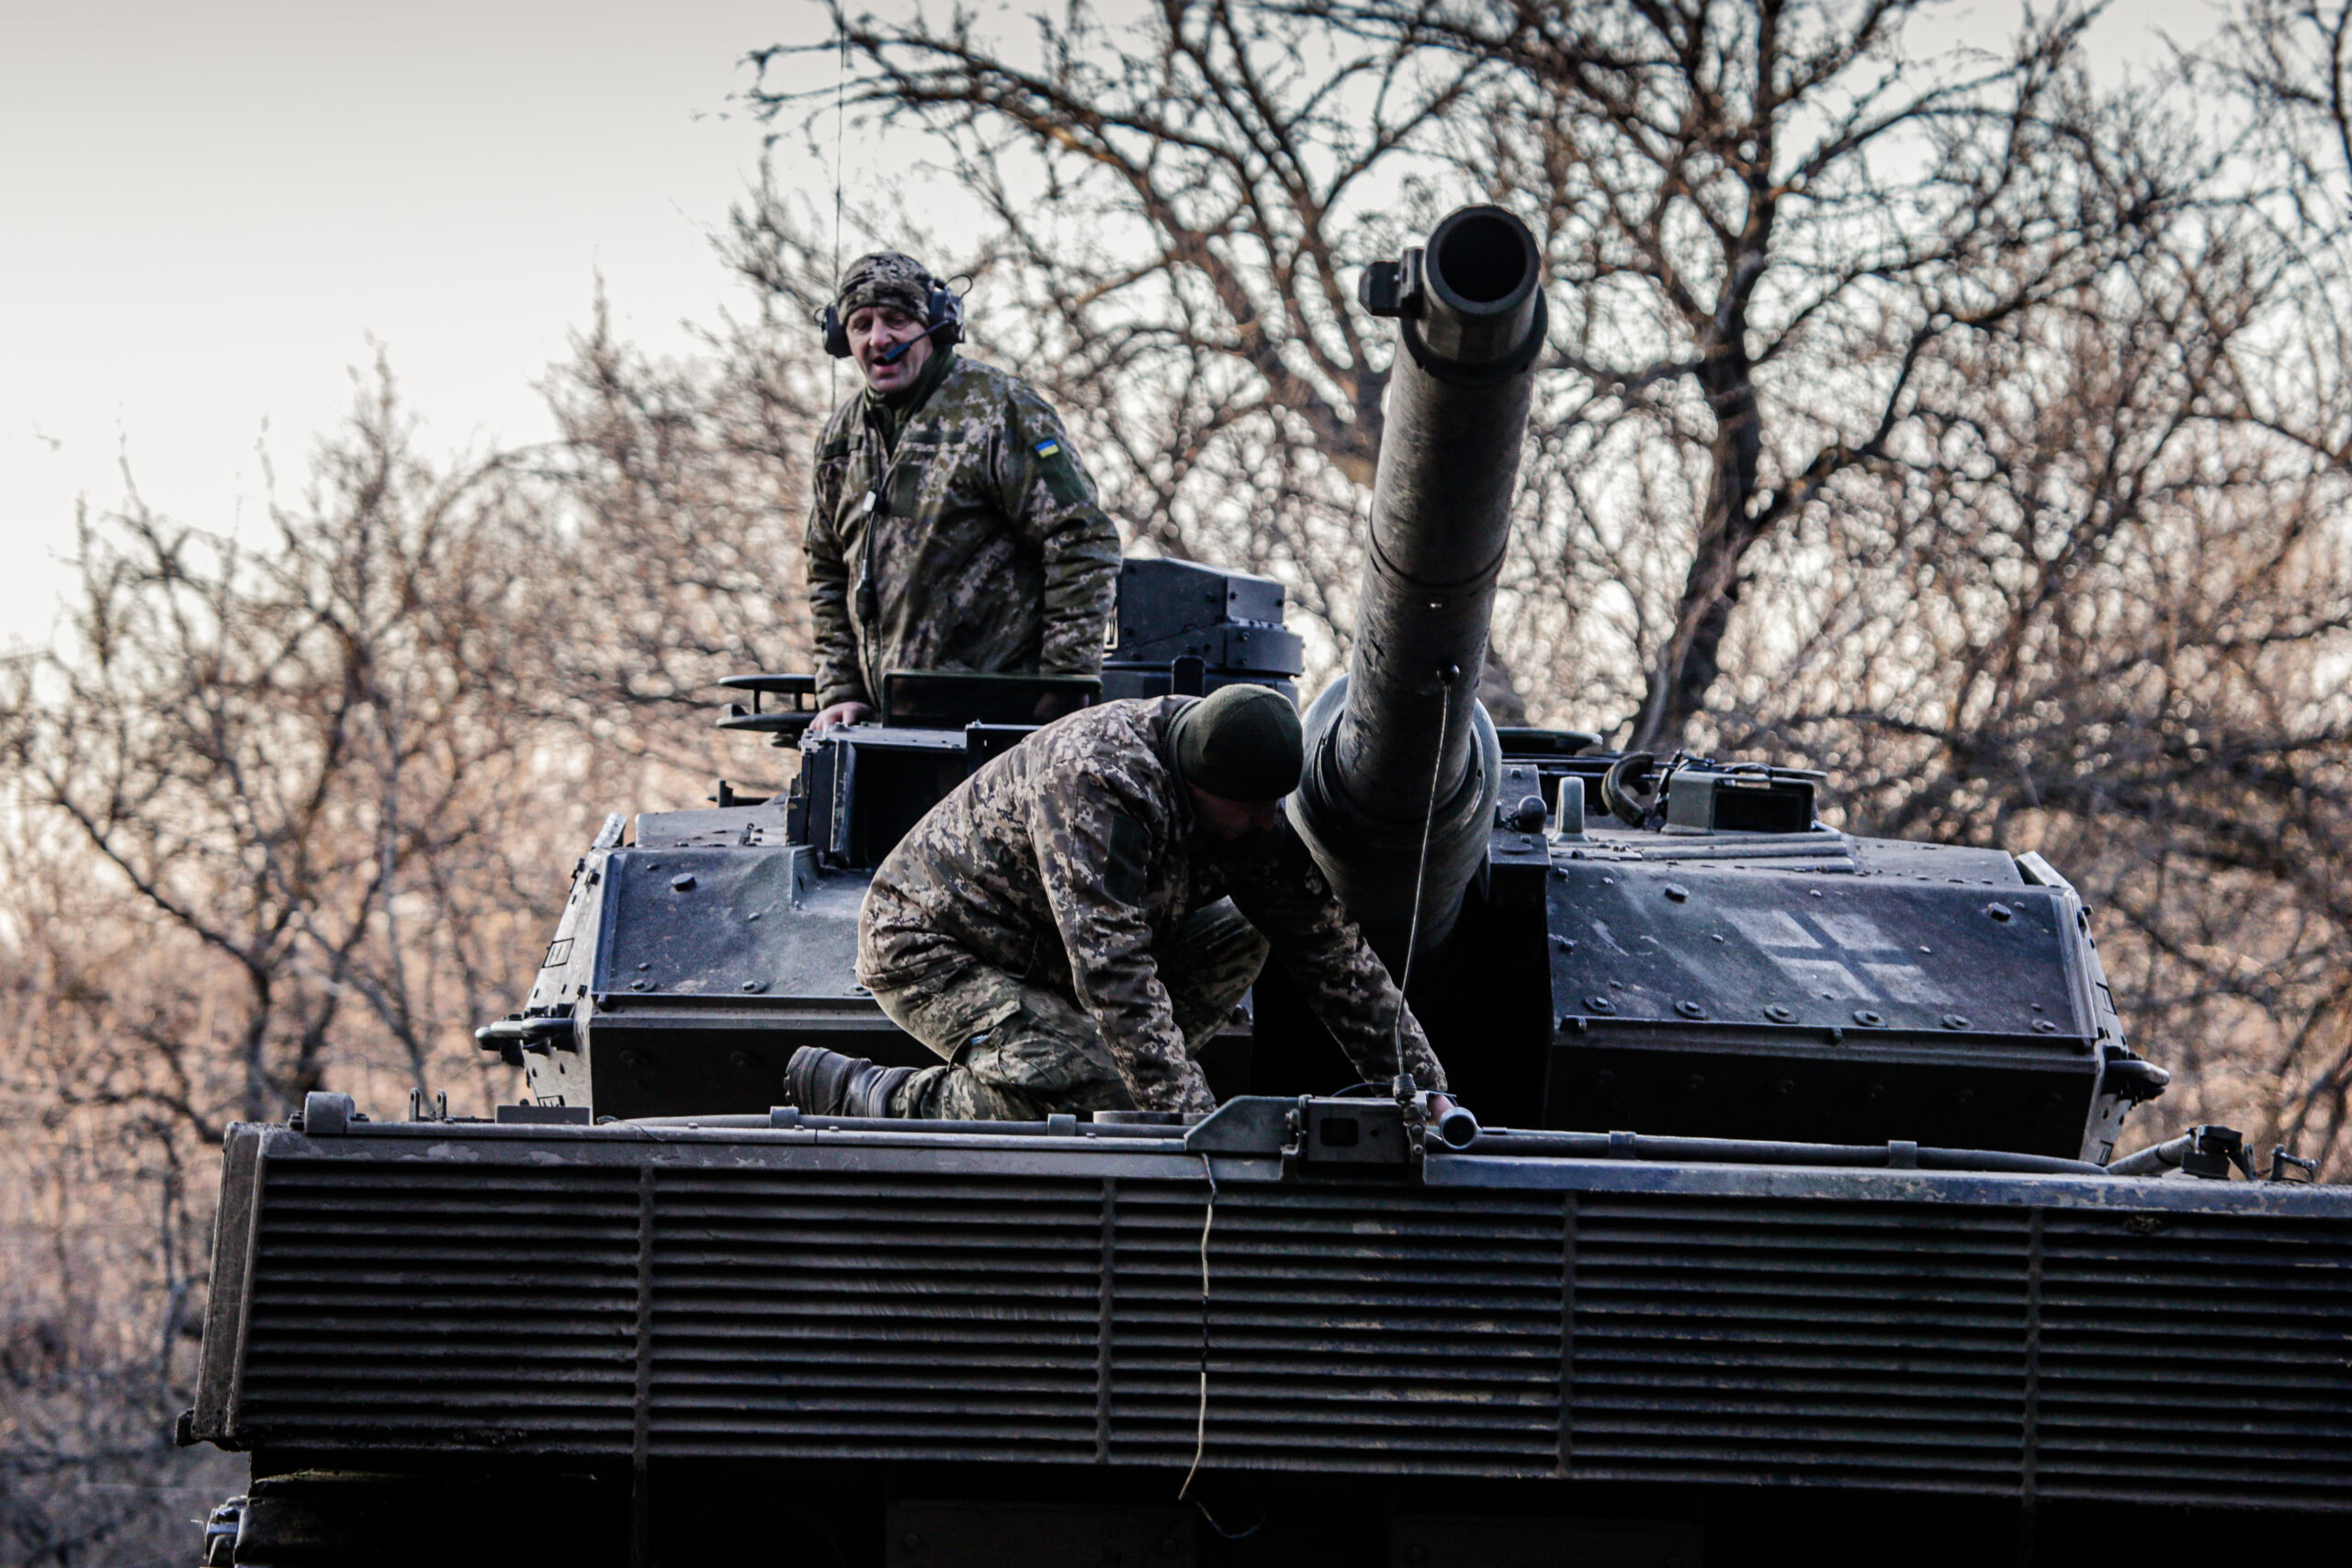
[1155,694,1200,833]
[863,346,956,445]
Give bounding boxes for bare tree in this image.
[759,2,2185,739]
[1329,1,2199,749]
[1672,0,2352,1167]
[1744,230,2352,1164]
[2195,0,2352,475]
[0,367,649,1562]
[537,291,821,780]
[0,366,579,1132]
[0,870,243,1565]
[0,309,837,1558]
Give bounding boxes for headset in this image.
[819,271,966,360]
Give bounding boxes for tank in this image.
[176,209,2348,1568]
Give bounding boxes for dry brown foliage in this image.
[0,350,809,1559]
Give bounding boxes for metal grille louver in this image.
[241,1165,640,1443]
[1568,1196,2038,1489]
[649,1173,1104,1459]
[1106,1184,1566,1472]
[218,1142,2352,1511]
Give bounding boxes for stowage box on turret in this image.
[178,209,2350,1568]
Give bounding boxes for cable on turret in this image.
[1178,1152,1217,1502]
[1392,664,1459,1063]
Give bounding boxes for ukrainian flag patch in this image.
[1035,434,1087,503]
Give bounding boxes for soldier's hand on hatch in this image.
[811,701,876,733]
[1031,691,1083,725]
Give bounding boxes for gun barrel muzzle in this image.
[1432,1102,1481,1150]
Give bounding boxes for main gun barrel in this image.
[1295,205,1546,960]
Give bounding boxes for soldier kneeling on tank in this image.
[783,684,1454,1122]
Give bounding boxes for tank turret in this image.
[1261,204,2168,1165]
[469,203,2170,1165]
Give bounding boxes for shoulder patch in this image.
[1103,811,1150,907]
[1035,436,1090,507]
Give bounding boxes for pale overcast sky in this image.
[0,1,2226,653]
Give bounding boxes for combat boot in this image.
[784,1045,916,1118]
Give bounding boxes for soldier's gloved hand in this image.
[812,701,876,733]
[1031,691,1083,725]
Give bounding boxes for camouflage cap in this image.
[1171,684,1304,802]
[836,252,933,320]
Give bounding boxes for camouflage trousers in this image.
[871,899,1269,1120]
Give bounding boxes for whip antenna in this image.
[829,22,848,400]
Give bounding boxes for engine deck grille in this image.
[207,1131,2352,1512]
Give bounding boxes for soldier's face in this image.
[1189,786,1280,841]
[848,305,932,392]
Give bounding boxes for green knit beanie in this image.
[835,252,933,320]
[1171,684,1304,801]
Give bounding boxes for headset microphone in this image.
[876,320,952,366]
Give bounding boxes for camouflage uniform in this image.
[857,697,1450,1119]
[805,347,1122,712]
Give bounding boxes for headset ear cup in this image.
[928,283,964,350]
[820,302,850,359]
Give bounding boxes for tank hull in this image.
[185,1112,2352,1562]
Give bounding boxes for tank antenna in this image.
[829,21,849,402]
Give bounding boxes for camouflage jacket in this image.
[805,354,1122,710]
[858,696,1449,1115]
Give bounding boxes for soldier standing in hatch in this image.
[783,684,1455,1121]
[804,253,1121,731]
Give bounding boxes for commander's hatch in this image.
[780,671,1100,870]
